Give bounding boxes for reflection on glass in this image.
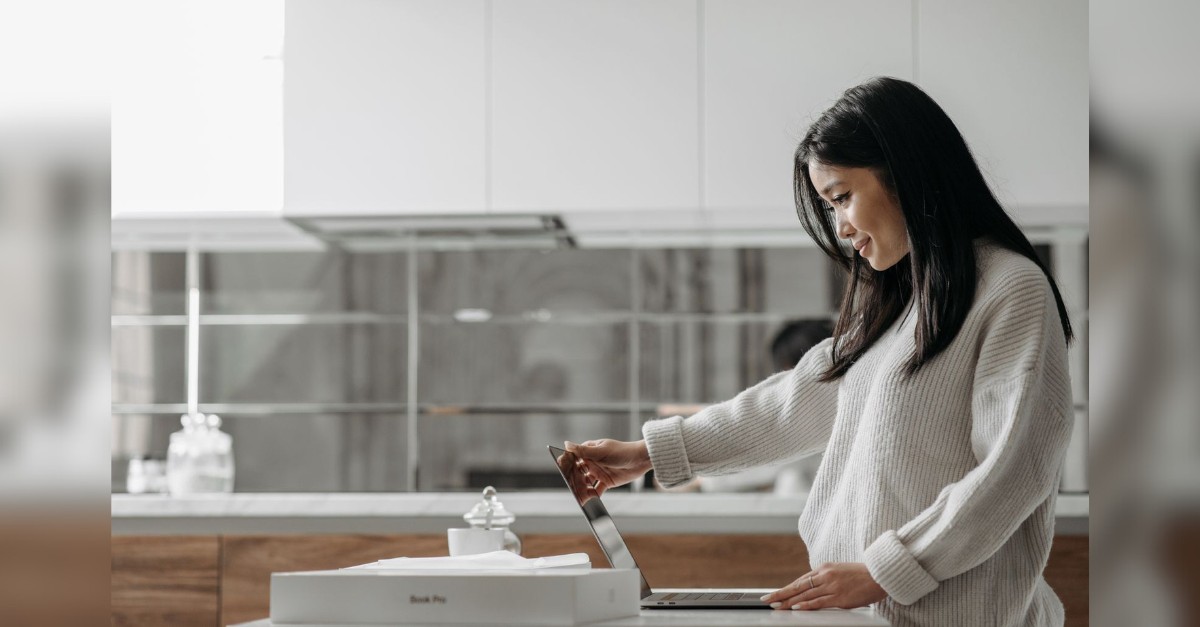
[110,239,1087,494]
[418,249,633,315]
[111,326,187,404]
[640,247,833,315]
[201,325,407,404]
[417,322,628,405]
[203,251,409,314]
[111,252,186,315]
[639,320,782,404]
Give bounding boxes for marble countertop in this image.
[111,492,1089,536]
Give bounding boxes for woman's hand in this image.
[760,562,887,611]
[563,439,653,496]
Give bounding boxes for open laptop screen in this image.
[548,445,653,599]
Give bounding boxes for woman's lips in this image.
[856,238,871,255]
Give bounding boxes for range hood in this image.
[110,209,822,252]
[287,209,819,251]
[286,214,576,251]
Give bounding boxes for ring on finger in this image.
[807,574,816,591]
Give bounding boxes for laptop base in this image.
[642,589,772,609]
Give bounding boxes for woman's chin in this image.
[866,253,905,272]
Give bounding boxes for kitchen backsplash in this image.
[112,240,1082,493]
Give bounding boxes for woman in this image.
[566,76,1075,627]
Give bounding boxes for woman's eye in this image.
[832,194,848,206]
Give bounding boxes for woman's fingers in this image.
[761,570,818,606]
[565,439,648,491]
[557,449,601,504]
[764,570,839,610]
[569,458,610,497]
[578,459,611,483]
[764,563,884,611]
[778,579,828,610]
[582,461,615,494]
[785,594,837,611]
[564,440,600,456]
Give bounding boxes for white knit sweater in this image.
[643,241,1074,627]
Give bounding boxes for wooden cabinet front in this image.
[111,533,1088,626]
[111,536,220,627]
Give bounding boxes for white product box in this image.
[270,568,640,626]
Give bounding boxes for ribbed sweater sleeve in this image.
[642,337,839,488]
[863,268,1074,606]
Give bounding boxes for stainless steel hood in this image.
[285,213,576,251]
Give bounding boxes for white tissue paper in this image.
[347,550,591,571]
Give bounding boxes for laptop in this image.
[548,445,772,609]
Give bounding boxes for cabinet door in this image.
[491,0,700,214]
[284,0,487,216]
[111,536,220,627]
[112,1,284,217]
[703,0,913,224]
[918,0,1088,225]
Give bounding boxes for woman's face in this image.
[808,161,910,271]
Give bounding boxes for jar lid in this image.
[463,486,515,527]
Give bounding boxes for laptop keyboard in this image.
[657,592,755,601]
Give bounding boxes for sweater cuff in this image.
[641,416,693,488]
[864,530,939,605]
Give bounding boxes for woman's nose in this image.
[835,213,854,239]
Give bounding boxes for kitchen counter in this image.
[111,492,1089,536]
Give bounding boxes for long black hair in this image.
[793,77,1073,380]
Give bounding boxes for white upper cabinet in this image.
[284,0,487,216]
[917,0,1088,225]
[115,1,1086,230]
[703,0,913,221]
[490,0,700,213]
[113,0,284,217]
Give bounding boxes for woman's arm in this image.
[863,271,1074,605]
[643,336,840,488]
